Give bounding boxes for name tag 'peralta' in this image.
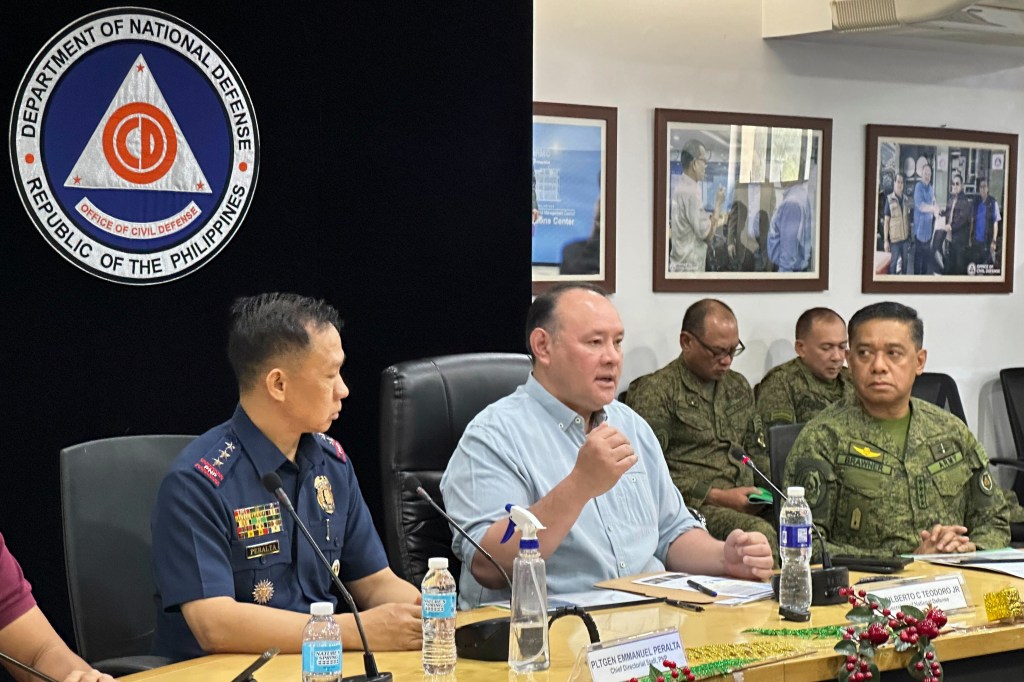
[586,627,686,682]
[246,540,281,560]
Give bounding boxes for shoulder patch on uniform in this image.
[978,470,995,496]
[192,439,239,487]
[794,459,832,513]
[316,433,347,462]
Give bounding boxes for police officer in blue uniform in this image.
[151,293,421,661]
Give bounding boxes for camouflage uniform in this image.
[756,358,855,432]
[626,356,777,559]
[785,398,1010,560]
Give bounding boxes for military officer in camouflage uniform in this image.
[756,307,855,439]
[785,302,1009,559]
[627,299,777,561]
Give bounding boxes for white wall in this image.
[534,0,1024,459]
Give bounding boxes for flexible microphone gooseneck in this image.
[0,650,60,682]
[728,447,848,616]
[261,472,392,682]
[408,476,513,591]
[405,476,513,662]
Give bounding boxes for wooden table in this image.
[123,562,1024,681]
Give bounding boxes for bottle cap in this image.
[428,557,449,570]
[310,601,334,616]
[787,486,805,498]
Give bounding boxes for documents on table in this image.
[914,548,1024,580]
[632,572,774,605]
[482,588,661,611]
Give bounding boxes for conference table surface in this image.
[123,561,1024,681]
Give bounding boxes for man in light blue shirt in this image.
[440,283,774,608]
[912,160,940,275]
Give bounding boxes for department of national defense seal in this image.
[10,8,259,284]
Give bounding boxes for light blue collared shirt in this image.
[440,375,702,608]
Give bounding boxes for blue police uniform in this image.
[151,405,388,661]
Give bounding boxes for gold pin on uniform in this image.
[315,475,335,514]
[252,579,274,605]
[332,559,341,576]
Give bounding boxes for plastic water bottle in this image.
[421,556,457,675]
[302,601,342,682]
[504,505,550,673]
[779,486,813,619]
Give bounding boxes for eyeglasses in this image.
[688,333,745,360]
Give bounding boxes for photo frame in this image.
[653,109,831,292]
[532,102,616,294]
[863,125,1016,294]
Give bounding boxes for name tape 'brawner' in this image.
[10,8,259,284]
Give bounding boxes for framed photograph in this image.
[863,125,1016,294]
[653,109,831,292]
[533,102,616,294]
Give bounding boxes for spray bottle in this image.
[500,503,550,672]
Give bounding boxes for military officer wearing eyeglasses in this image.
[626,299,778,562]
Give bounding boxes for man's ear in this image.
[530,327,553,366]
[915,348,928,376]
[264,367,287,402]
[794,339,806,359]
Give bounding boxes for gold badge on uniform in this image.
[252,579,274,605]
[332,559,341,576]
[315,475,335,514]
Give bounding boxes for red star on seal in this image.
[197,181,205,190]
[136,63,145,72]
[73,176,81,184]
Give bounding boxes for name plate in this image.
[868,573,968,612]
[586,627,686,682]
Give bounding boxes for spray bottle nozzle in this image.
[500,503,546,547]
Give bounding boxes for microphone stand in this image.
[731,449,848,616]
[264,475,391,682]
[410,481,513,662]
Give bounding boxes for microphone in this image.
[261,473,392,682]
[728,447,848,612]
[405,476,512,662]
[0,651,60,682]
[407,476,512,592]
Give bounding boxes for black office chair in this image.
[379,353,532,587]
[911,372,967,424]
[989,369,1024,545]
[768,422,806,531]
[60,435,195,675]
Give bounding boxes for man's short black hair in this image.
[228,293,341,391]
[680,298,734,335]
[795,307,844,340]
[848,301,923,350]
[525,282,608,355]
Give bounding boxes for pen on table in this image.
[665,599,705,612]
[686,579,718,597]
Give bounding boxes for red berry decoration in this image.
[858,589,867,597]
[926,607,948,629]
[671,671,679,679]
[882,608,891,616]
[846,662,855,671]
[916,662,925,671]
[896,611,905,619]
[656,676,664,682]
[925,651,934,660]
[865,622,890,645]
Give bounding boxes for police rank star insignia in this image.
[315,475,335,514]
[252,579,274,605]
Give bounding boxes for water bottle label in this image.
[422,593,456,619]
[302,641,342,675]
[780,524,813,549]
